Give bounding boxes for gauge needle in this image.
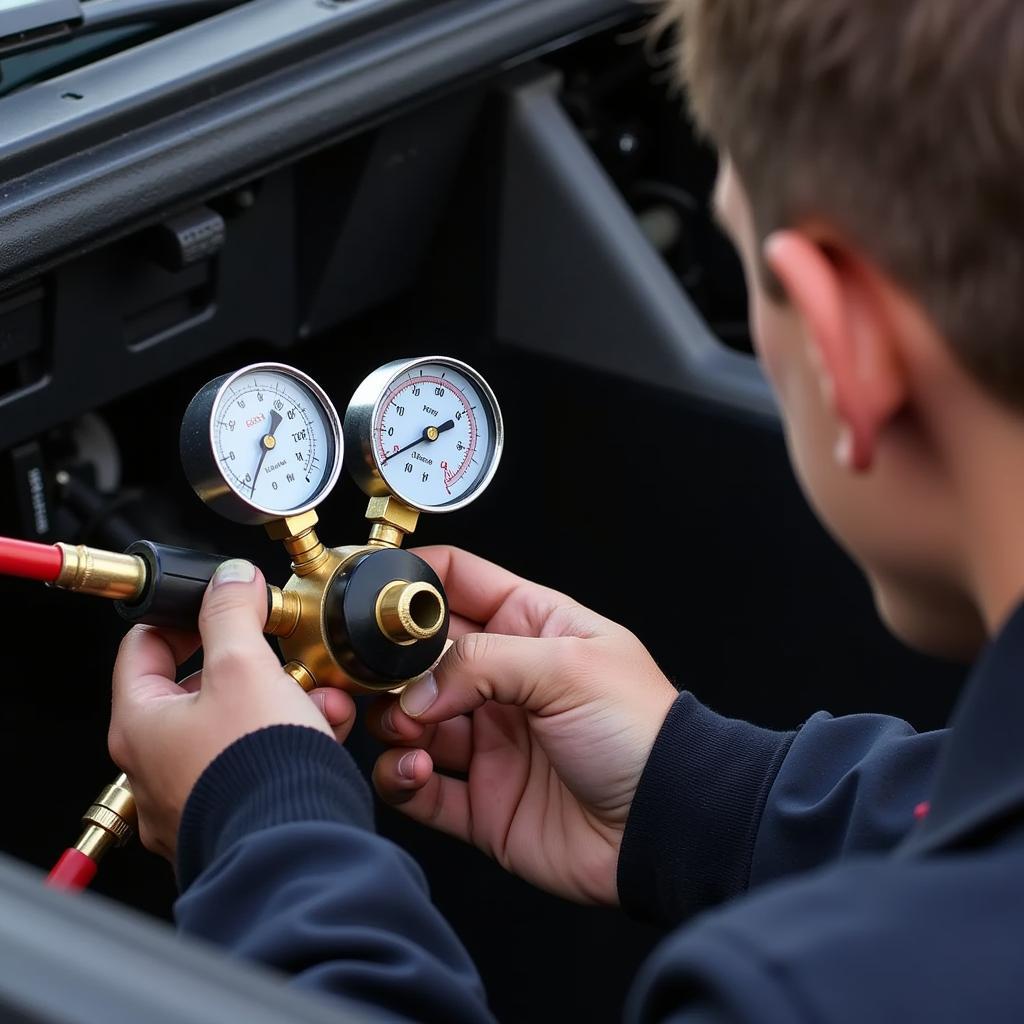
[251,410,283,495]
[382,419,455,465]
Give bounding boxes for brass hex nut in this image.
[365,495,420,534]
[265,510,321,541]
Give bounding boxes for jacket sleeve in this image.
[616,691,944,925]
[173,725,494,1024]
[623,871,824,1024]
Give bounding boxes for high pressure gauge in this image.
[345,357,503,513]
[181,363,344,525]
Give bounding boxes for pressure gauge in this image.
[345,357,503,513]
[181,363,344,525]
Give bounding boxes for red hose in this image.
[46,848,98,891]
[0,536,62,583]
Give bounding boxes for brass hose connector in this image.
[73,773,137,862]
[53,544,147,602]
[375,580,445,644]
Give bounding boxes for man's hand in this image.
[369,546,678,907]
[108,559,356,860]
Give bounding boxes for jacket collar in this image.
[900,600,1024,857]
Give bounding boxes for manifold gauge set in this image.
[176,355,505,692]
[0,356,503,887]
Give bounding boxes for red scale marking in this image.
[375,375,478,492]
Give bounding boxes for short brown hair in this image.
[659,0,1024,408]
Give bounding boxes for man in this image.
[108,0,1024,1019]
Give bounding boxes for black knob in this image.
[323,548,449,686]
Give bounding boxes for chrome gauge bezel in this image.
[180,362,344,525]
[344,356,504,514]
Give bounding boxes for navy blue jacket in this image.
[175,603,1024,1021]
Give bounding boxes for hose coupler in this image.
[53,544,147,602]
[73,773,137,862]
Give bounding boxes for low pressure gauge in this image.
[345,357,503,513]
[181,363,344,524]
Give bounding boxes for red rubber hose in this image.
[0,536,62,583]
[46,848,98,890]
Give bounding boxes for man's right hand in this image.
[369,546,678,907]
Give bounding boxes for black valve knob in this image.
[323,547,449,687]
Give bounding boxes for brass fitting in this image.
[265,497,442,694]
[53,544,147,602]
[74,773,137,862]
[264,510,321,541]
[375,580,445,644]
[283,660,317,692]
[266,586,301,638]
[266,511,330,577]
[272,543,373,693]
[365,496,420,549]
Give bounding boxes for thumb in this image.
[399,632,583,722]
[198,559,279,683]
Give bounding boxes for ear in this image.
[764,230,907,472]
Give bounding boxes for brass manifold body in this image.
[262,497,447,694]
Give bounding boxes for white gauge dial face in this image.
[373,362,494,508]
[212,369,337,513]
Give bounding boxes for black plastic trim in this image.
[495,71,777,421]
[0,0,632,284]
[0,854,386,1024]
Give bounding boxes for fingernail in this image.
[834,427,854,469]
[212,559,256,587]
[397,751,419,780]
[381,703,397,734]
[400,672,437,718]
